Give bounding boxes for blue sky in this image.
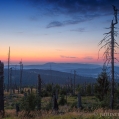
[0,0,119,65]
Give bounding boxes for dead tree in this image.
[0,61,4,117]
[84,82,86,95]
[37,74,41,110]
[16,103,20,116]
[56,88,58,100]
[19,60,23,93]
[73,70,76,95]
[13,84,15,94]
[66,83,68,102]
[10,68,12,95]
[99,5,118,109]
[70,78,73,95]
[36,83,38,93]
[77,93,82,109]
[38,75,41,96]
[52,93,58,113]
[7,47,10,92]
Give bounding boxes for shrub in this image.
[20,93,41,112]
[59,95,67,106]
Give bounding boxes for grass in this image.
[3,109,119,119]
[3,90,119,119]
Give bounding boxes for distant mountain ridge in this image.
[4,62,119,78]
[5,62,101,70]
[6,62,119,68]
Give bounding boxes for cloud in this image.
[21,0,119,27]
[46,17,92,28]
[60,55,78,58]
[26,0,119,15]
[84,56,93,60]
[46,12,105,28]
[47,21,63,28]
[70,28,85,32]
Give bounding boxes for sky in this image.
[0,0,119,65]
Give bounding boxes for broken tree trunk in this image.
[10,68,12,95]
[7,47,10,92]
[38,75,41,96]
[0,61,4,117]
[52,93,58,113]
[37,74,41,110]
[77,93,82,109]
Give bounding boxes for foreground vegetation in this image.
[2,69,119,119]
[3,89,119,119]
[3,109,119,119]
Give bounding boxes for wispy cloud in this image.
[70,28,85,32]
[47,21,63,28]
[60,55,78,58]
[84,56,93,60]
[46,18,92,28]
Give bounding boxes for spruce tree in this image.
[95,68,110,101]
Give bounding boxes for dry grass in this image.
[3,91,119,119]
[2,108,119,119]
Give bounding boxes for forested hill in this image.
[4,69,96,86]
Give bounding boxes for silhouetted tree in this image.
[95,68,110,101]
[0,61,4,117]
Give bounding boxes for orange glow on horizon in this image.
[1,55,104,65]
[0,47,105,65]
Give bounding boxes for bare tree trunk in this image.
[73,70,76,95]
[70,78,73,95]
[19,61,23,93]
[10,68,12,95]
[110,20,115,109]
[7,47,10,92]
[77,93,82,109]
[52,93,58,113]
[0,61,4,117]
[37,74,41,110]
[38,75,41,96]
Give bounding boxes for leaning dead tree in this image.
[99,5,119,109]
[0,61,4,117]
